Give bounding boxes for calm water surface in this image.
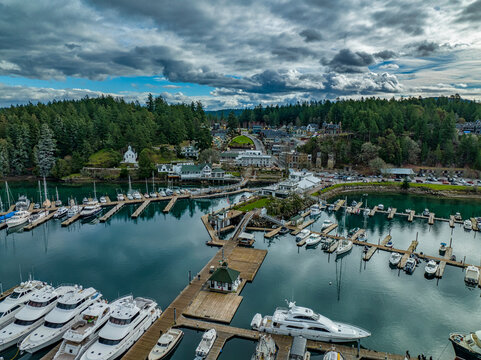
[1,185,481,360]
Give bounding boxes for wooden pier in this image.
[334,199,345,211]
[0,286,15,301]
[408,210,415,222]
[428,213,435,225]
[327,240,339,253]
[450,215,455,228]
[363,235,392,261]
[99,203,125,222]
[388,208,397,219]
[398,240,419,268]
[369,205,378,217]
[321,223,338,235]
[471,217,479,231]
[436,247,453,278]
[24,211,56,231]
[163,196,178,213]
[61,213,81,227]
[265,227,282,239]
[349,201,362,214]
[131,200,151,219]
[350,228,365,241]
[291,219,315,236]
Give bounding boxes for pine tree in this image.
[0,139,9,177]
[35,123,56,176]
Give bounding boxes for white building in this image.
[235,150,272,167]
[181,145,200,159]
[122,145,138,165]
[208,262,241,293]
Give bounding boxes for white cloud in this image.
[379,63,399,70]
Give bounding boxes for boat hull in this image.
[450,338,481,360]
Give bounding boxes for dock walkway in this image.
[163,196,178,213]
[321,223,338,235]
[24,211,56,231]
[399,240,419,268]
[436,247,453,278]
[132,200,151,219]
[364,235,391,261]
[99,203,125,222]
[388,208,397,219]
[369,205,378,217]
[61,213,81,227]
[334,200,345,211]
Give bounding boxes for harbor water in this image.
[1,184,481,359]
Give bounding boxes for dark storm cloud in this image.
[371,3,428,35]
[405,41,440,56]
[299,29,323,42]
[324,49,375,73]
[456,0,481,24]
[374,50,397,60]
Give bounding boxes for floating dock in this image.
[349,201,362,214]
[327,240,339,253]
[163,196,178,213]
[398,240,419,268]
[265,227,282,239]
[369,206,378,217]
[132,200,151,219]
[450,215,455,228]
[408,210,415,222]
[436,247,453,278]
[428,213,435,225]
[388,208,397,219]
[24,211,56,231]
[291,219,315,236]
[471,218,479,231]
[334,199,345,211]
[363,235,391,261]
[321,223,338,235]
[61,213,81,227]
[351,228,365,241]
[99,203,125,222]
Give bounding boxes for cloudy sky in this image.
[1,0,480,109]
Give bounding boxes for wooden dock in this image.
[363,235,392,261]
[202,214,222,246]
[99,203,125,222]
[61,213,81,227]
[388,208,397,219]
[265,227,282,238]
[369,205,378,217]
[132,200,151,219]
[349,201,362,214]
[436,247,453,278]
[0,286,15,301]
[471,217,479,231]
[291,219,315,236]
[408,210,415,222]
[321,223,338,235]
[334,199,345,211]
[327,240,339,253]
[351,228,365,241]
[428,213,435,225]
[163,196,178,213]
[24,211,56,231]
[450,215,455,228]
[301,209,311,218]
[398,240,419,268]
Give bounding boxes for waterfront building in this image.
[208,262,241,293]
[381,168,415,178]
[235,150,272,167]
[181,145,200,159]
[279,150,311,169]
[122,145,138,165]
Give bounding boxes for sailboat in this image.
[127,176,134,200]
[150,172,158,198]
[42,176,51,208]
[55,187,62,207]
[144,179,150,198]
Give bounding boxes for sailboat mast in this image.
[128,175,132,193]
[152,171,155,192]
[93,181,97,200]
[43,176,48,203]
[56,187,59,201]
[5,181,10,207]
[145,179,148,194]
[38,180,43,204]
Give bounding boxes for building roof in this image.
[291,215,303,221]
[209,265,240,284]
[381,168,414,175]
[212,168,225,173]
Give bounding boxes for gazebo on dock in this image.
[208,262,241,293]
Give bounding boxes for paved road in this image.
[242,132,266,154]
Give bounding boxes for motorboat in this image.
[351,200,357,207]
[305,234,322,247]
[53,207,69,219]
[324,350,345,360]
[454,212,462,221]
[33,203,41,210]
[321,219,333,230]
[347,227,360,237]
[127,193,134,200]
[20,286,101,353]
[358,233,368,242]
[68,205,81,218]
[117,194,125,202]
[159,190,167,197]
[82,198,89,205]
[310,204,321,217]
[464,220,473,230]
[6,210,31,229]
[0,280,46,329]
[327,204,334,212]
[405,208,411,214]
[336,240,353,256]
[439,242,447,256]
[53,299,112,360]
[148,328,183,360]
[377,204,384,211]
[80,202,101,218]
[251,301,370,343]
[404,256,417,274]
[424,260,438,278]
[295,229,310,243]
[465,266,480,285]
[144,193,150,199]
[149,192,158,198]
[385,240,393,248]
[15,195,31,211]
[29,210,49,223]
[450,330,481,360]
[79,296,161,360]
[279,227,289,235]
[0,285,70,351]
[251,334,276,360]
[389,253,402,267]
[321,238,335,251]
[99,197,107,204]
[423,208,430,217]
[195,329,216,359]
[133,191,142,200]
[363,208,370,216]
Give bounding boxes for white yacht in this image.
[305,234,322,247]
[336,240,353,256]
[0,280,46,329]
[149,192,158,199]
[389,253,402,267]
[126,193,134,201]
[321,219,333,230]
[80,296,161,360]
[20,286,101,353]
[116,194,125,202]
[251,334,276,360]
[148,328,183,360]
[195,328,216,359]
[324,350,345,360]
[159,190,166,197]
[363,208,370,217]
[295,229,310,243]
[0,285,70,351]
[99,197,107,204]
[464,220,473,230]
[310,204,321,217]
[6,210,31,229]
[251,301,370,342]
[377,204,384,211]
[68,205,81,218]
[29,210,49,223]
[15,196,31,211]
[132,191,142,200]
[80,202,101,218]
[424,260,438,278]
[53,300,112,360]
[465,266,480,285]
[54,207,69,219]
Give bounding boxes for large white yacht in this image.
[295,229,310,242]
[80,201,101,218]
[20,286,101,353]
[6,210,31,229]
[251,301,370,343]
[0,285,70,351]
[80,296,161,360]
[53,300,112,360]
[0,280,46,329]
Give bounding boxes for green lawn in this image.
[235,197,270,212]
[230,135,254,146]
[87,149,122,168]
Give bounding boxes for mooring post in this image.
[173,308,176,324]
[357,339,360,357]
[188,270,191,283]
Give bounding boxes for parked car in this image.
[442,180,450,184]
[416,179,424,183]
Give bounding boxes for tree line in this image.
[0,95,212,177]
